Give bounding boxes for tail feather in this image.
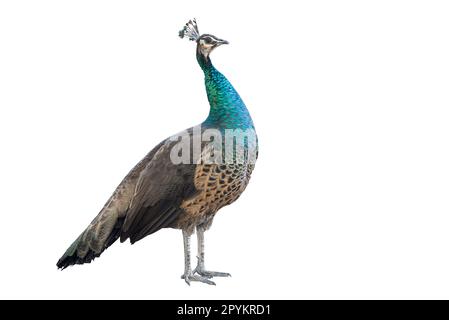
[56,217,124,270]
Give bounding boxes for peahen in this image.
[57,19,258,285]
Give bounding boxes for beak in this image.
[216,39,229,46]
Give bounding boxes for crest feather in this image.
[179,19,200,41]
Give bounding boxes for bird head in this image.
[179,19,229,60]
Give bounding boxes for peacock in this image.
[57,19,258,285]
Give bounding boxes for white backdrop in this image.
[1,0,449,299]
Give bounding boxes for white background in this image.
[0,0,448,299]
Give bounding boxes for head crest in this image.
[179,19,200,41]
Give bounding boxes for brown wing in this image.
[120,131,199,243]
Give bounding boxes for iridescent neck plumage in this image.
[197,51,254,130]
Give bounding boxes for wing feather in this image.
[120,130,200,243]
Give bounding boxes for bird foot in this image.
[181,272,216,286]
[193,267,231,279]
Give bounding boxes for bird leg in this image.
[192,226,231,278]
[181,230,215,285]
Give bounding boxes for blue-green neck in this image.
[197,53,254,130]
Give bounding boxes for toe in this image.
[182,272,216,285]
[201,278,216,286]
[204,271,231,278]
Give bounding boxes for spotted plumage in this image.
[178,159,256,234]
[57,20,258,285]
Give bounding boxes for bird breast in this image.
[177,161,255,232]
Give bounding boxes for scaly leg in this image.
[180,230,215,285]
[193,226,231,278]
